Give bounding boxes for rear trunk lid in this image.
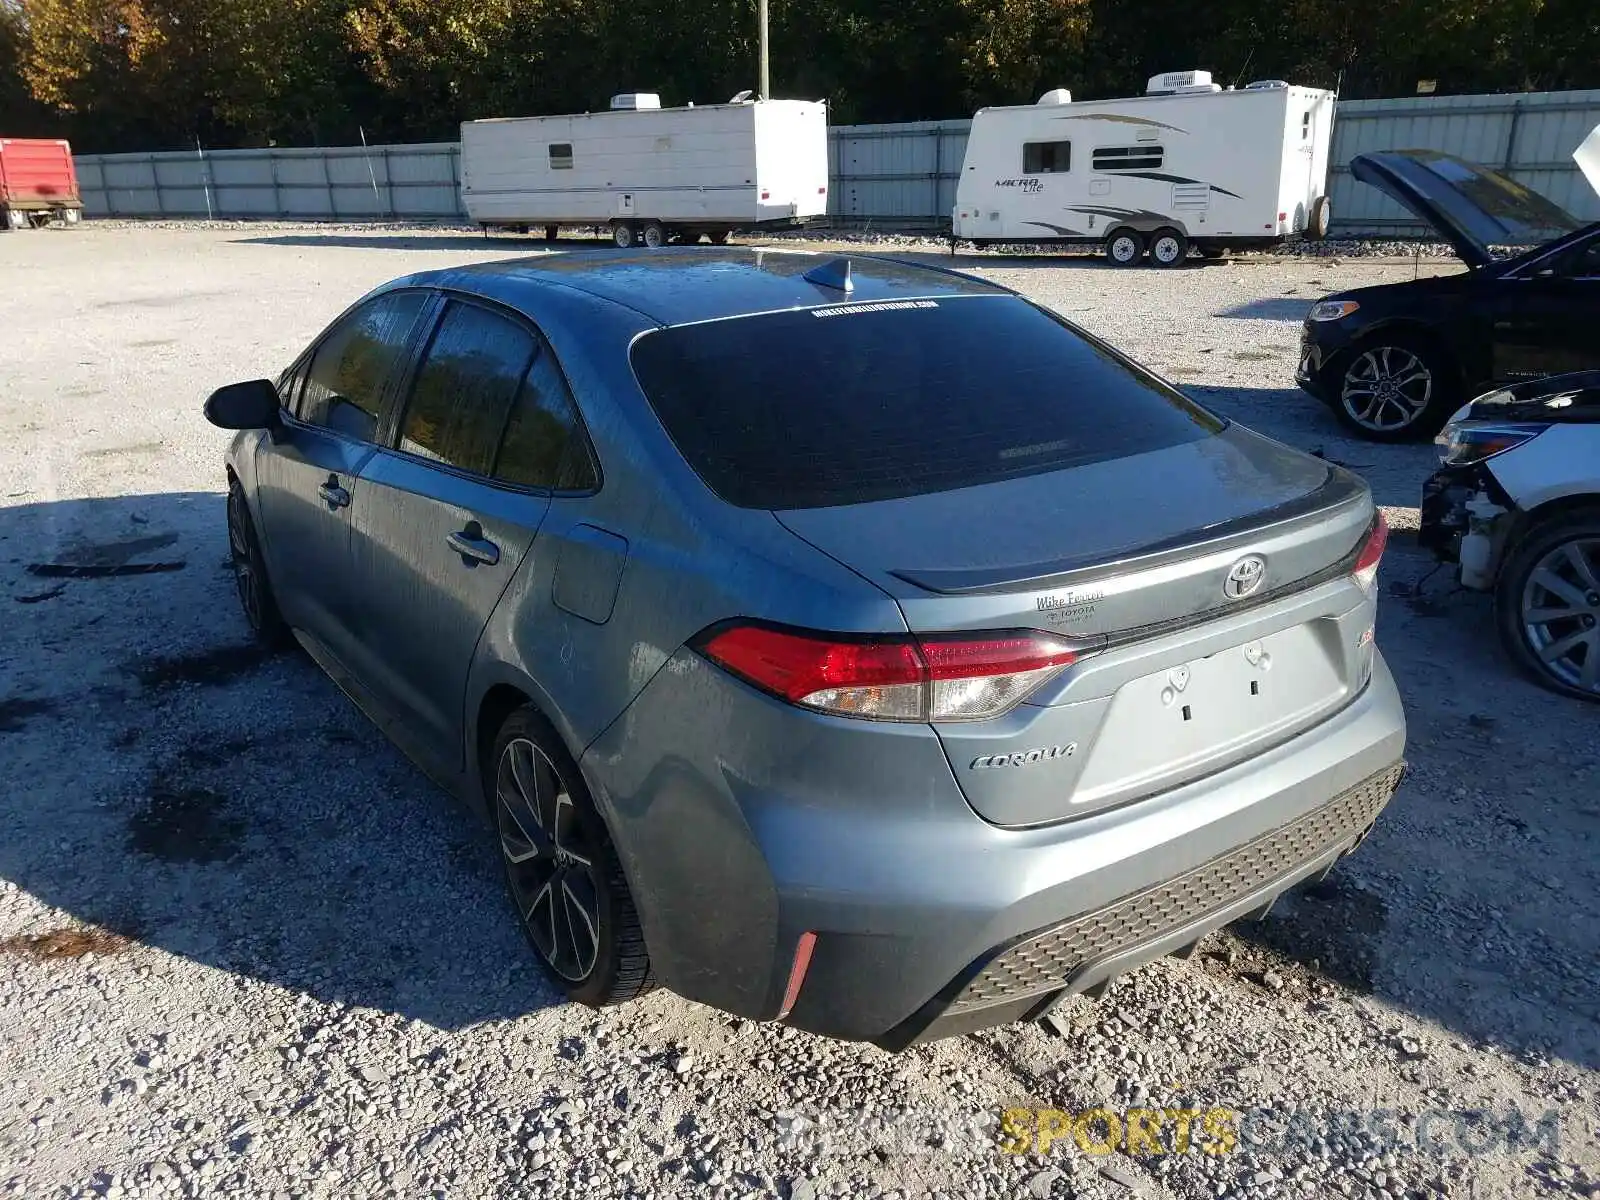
[776,427,1376,827]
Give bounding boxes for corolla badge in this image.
[970,744,1077,769]
[1223,554,1267,600]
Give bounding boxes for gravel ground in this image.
[1,223,1596,1200]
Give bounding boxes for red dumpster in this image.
[0,138,83,230]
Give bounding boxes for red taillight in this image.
[760,190,771,200]
[1353,510,1388,595]
[695,623,1082,721]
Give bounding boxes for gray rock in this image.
[1024,1167,1062,1197]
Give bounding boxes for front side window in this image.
[398,301,538,476]
[550,143,573,170]
[1093,145,1165,171]
[300,291,428,442]
[1023,141,1071,174]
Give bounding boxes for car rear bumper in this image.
[583,649,1406,1045]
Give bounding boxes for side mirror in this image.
[204,379,281,430]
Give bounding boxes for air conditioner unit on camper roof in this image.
[610,93,661,110]
[1146,70,1214,94]
[1036,88,1073,106]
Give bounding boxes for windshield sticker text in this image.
[812,300,940,319]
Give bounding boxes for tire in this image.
[1307,195,1332,241]
[226,479,289,648]
[1104,229,1144,267]
[543,225,559,242]
[1332,335,1458,442]
[611,221,636,249]
[489,707,656,1006]
[641,221,667,249]
[708,229,731,245]
[1495,511,1600,702]
[1149,228,1189,268]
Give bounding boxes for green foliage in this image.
[1,0,1596,151]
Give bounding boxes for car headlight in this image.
[1308,300,1360,321]
[1435,420,1546,466]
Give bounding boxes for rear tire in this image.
[543,224,559,242]
[641,221,667,249]
[1333,335,1458,442]
[1495,512,1600,703]
[1104,229,1144,267]
[611,221,636,249]
[1149,228,1189,268]
[489,707,656,1006]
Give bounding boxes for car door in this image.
[347,295,600,768]
[253,289,430,668]
[1493,234,1600,383]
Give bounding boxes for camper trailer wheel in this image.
[1104,230,1144,267]
[544,225,559,242]
[708,230,731,245]
[1150,229,1189,268]
[611,222,637,249]
[1308,196,1332,241]
[641,221,667,249]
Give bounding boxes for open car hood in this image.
[1349,147,1584,268]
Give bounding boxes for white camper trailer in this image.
[461,94,829,247]
[953,72,1337,266]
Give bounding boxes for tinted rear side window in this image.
[496,348,598,491]
[399,301,537,476]
[630,296,1222,510]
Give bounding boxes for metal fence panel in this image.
[73,90,1600,233]
[1326,90,1600,235]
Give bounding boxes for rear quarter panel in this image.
[460,285,904,811]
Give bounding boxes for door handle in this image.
[446,521,500,566]
[318,475,350,509]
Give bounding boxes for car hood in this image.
[1350,148,1584,268]
[1459,371,1600,425]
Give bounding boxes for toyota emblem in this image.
[1224,555,1267,599]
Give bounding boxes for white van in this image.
[461,94,829,248]
[953,72,1336,266]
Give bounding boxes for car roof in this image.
[398,247,1012,327]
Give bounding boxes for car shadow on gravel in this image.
[0,492,566,1031]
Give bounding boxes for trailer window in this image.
[1092,146,1165,171]
[1302,112,1312,140]
[1022,141,1071,174]
[549,143,573,170]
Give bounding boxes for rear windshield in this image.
[630,295,1222,510]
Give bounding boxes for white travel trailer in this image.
[460,93,830,248]
[953,71,1337,266]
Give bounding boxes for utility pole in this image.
[758,0,770,99]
